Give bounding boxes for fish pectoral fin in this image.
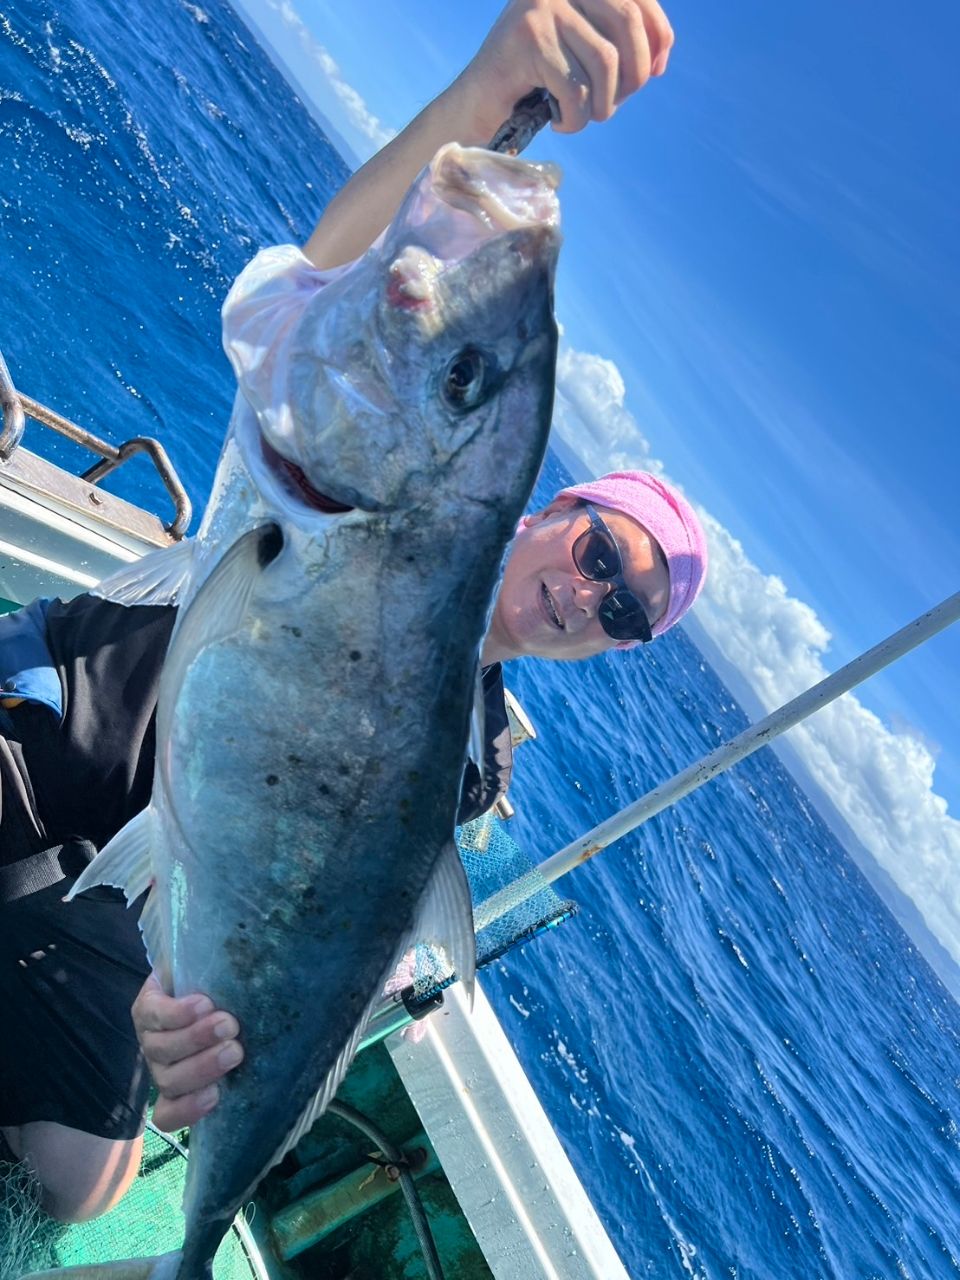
[157,523,282,712]
[64,808,171,988]
[414,840,478,1008]
[65,808,153,905]
[156,522,283,759]
[92,540,195,607]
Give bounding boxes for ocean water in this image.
[2,2,959,1277]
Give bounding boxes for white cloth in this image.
[220,244,352,438]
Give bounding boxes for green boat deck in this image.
[3,1041,493,1280]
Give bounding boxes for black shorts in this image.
[0,596,176,1140]
[0,879,152,1138]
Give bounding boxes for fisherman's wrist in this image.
[434,75,503,148]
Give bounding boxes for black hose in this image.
[327,1100,445,1280]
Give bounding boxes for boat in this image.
[0,352,632,1280]
[6,354,956,1280]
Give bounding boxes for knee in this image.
[44,1156,139,1223]
[14,1122,143,1223]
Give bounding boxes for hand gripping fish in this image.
[34,143,561,1280]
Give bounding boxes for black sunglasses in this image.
[571,502,654,644]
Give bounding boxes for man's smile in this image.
[541,582,564,630]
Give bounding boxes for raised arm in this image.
[304,0,674,269]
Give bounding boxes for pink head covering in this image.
[558,471,708,643]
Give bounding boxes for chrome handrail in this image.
[0,350,191,539]
[0,349,25,461]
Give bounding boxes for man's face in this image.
[488,496,671,662]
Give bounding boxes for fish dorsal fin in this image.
[156,523,282,747]
[230,990,380,1205]
[415,840,477,1007]
[92,540,196,607]
[273,1017,370,1166]
[235,844,477,1199]
[64,808,171,987]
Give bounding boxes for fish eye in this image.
[441,347,487,412]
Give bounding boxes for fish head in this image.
[280,143,561,524]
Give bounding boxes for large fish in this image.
[48,142,560,1280]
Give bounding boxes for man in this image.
[1,0,703,1224]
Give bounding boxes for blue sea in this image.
[2,2,959,1276]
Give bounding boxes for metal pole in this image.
[474,589,960,934]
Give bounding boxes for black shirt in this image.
[0,594,513,1137]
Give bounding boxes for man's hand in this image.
[454,0,675,143]
[304,0,674,270]
[132,973,244,1132]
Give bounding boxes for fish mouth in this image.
[384,143,561,273]
[430,143,561,235]
[541,583,564,630]
[260,433,357,514]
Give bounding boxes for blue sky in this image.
[230,0,960,961]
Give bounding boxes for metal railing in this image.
[0,348,191,539]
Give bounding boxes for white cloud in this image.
[553,340,960,968]
[554,348,655,477]
[265,0,395,155]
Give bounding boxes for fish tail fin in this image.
[17,1253,180,1280]
[147,1253,184,1280]
[63,808,171,990]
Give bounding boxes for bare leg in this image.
[2,1121,142,1223]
